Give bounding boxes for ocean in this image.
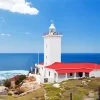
[0,53,100,79]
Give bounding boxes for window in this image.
[49,71,50,76]
[70,73,73,76]
[46,56,47,59]
[46,45,47,48]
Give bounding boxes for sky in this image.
[0,0,100,53]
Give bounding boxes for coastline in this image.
[0,70,29,80]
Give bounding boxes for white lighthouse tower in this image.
[43,21,63,66]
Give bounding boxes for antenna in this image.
[38,52,39,64]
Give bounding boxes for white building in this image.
[34,22,100,84]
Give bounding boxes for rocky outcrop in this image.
[20,81,40,92]
[0,86,7,95]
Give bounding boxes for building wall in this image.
[89,70,100,77]
[45,68,55,78]
[43,35,62,66]
[58,74,67,82]
[67,73,74,78]
[35,64,45,76]
[45,68,57,82]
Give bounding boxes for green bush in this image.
[15,79,21,85]
[4,79,11,88]
[18,75,26,81]
[15,75,26,85]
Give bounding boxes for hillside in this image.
[1,77,100,100]
[44,77,100,100]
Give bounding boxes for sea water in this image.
[0,53,100,80]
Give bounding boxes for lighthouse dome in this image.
[49,23,56,34]
[49,23,56,29]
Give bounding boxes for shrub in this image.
[4,79,11,88]
[18,75,26,81]
[15,75,26,85]
[15,79,21,85]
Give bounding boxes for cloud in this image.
[0,0,39,15]
[1,33,5,36]
[25,32,30,35]
[0,33,11,36]
[6,34,11,36]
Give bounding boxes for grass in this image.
[0,88,44,100]
[44,78,100,100]
[1,77,100,100]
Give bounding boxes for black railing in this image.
[43,32,62,36]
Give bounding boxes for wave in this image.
[0,70,29,80]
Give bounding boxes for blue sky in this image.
[0,0,100,53]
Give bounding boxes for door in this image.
[54,73,56,82]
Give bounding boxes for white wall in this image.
[90,70,100,77]
[45,68,58,82]
[35,64,45,76]
[58,74,67,82]
[43,35,62,66]
[45,68,55,78]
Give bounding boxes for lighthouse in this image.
[34,21,100,84]
[43,21,63,66]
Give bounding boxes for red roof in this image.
[56,69,92,74]
[46,62,100,74]
[40,62,44,65]
[10,75,20,81]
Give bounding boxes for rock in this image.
[87,80,91,82]
[53,84,60,88]
[32,98,36,100]
[82,81,86,83]
[82,81,88,86]
[0,86,7,95]
[88,91,94,98]
[8,90,14,95]
[20,81,40,92]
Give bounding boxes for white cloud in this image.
[25,32,30,35]
[0,33,11,36]
[0,0,39,15]
[1,33,5,36]
[6,34,11,36]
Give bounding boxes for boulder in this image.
[8,90,14,95]
[53,83,60,88]
[0,86,7,95]
[87,80,91,82]
[20,81,40,92]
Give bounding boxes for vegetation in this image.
[44,78,100,100]
[2,77,100,100]
[4,79,11,88]
[15,75,26,85]
[0,88,44,100]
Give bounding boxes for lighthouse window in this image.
[46,56,47,59]
[46,45,47,48]
[49,71,50,76]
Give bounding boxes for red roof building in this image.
[46,62,100,74]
